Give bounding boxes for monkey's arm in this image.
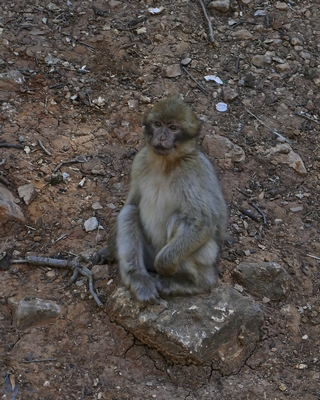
[117,204,162,303]
[155,214,212,276]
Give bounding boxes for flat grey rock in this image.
[107,285,263,374]
[9,297,61,329]
[232,261,292,300]
[0,184,25,224]
[17,183,37,205]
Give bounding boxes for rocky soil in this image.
[0,0,320,399]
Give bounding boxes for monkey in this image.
[93,96,228,304]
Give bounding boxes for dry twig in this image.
[37,139,52,156]
[245,108,291,144]
[13,255,103,307]
[240,209,260,222]
[0,143,24,149]
[182,67,208,94]
[198,0,214,42]
[250,202,267,225]
[294,112,320,126]
[53,155,88,173]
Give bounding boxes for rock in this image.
[92,202,103,210]
[164,64,182,78]
[107,286,262,372]
[275,63,291,73]
[223,87,239,103]
[181,57,192,66]
[0,70,25,91]
[0,185,25,225]
[9,297,61,328]
[84,216,99,232]
[275,1,288,10]
[251,54,272,68]
[232,262,293,301]
[17,183,37,205]
[233,29,254,40]
[154,34,164,43]
[91,264,109,280]
[203,134,245,169]
[208,0,230,13]
[265,143,307,176]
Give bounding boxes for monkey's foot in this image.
[129,273,162,304]
[157,275,209,297]
[91,247,115,265]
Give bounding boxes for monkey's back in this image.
[131,147,228,252]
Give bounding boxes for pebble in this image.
[0,70,25,91]
[164,64,182,78]
[208,0,230,13]
[233,29,254,40]
[181,57,192,66]
[17,183,38,205]
[223,87,239,103]
[84,216,99,232]
[251,54,272,68]
[275,2,288,10]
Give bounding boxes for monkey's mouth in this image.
[152,147,173,156]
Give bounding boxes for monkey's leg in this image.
[157,240,219,297]
[117,205,162,303]
[91,225,117,265]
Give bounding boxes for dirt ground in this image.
[0,0,320,399]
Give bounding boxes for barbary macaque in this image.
[93,96,228,303]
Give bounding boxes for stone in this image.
[203,134,245,169]
[0,185,25,225]
[164,64,182,78]
[181,57,192,66]
[251,54,272,68]
[17,183,37,205]
[91,264,109,280]
[107,286,263,373]
[222,87,239,103]
[84,216,99,232]
[208,0,230,13]
[275,63,291,73]
[232,262,293,301]
[9,297,61,328]
[275,2,288,10]
[265,143,307,176]
[0,70,25,91]
[233,29,254,40]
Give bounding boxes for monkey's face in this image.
[145,120,182,156]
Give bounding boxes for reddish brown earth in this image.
[0,1,320,399]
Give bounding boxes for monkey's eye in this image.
[154,121,162,127]
[169,124,178,131]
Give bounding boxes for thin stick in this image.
[245,108,291,144]
[250,202,267,225]
[14,255,103,307]
[198,0,214,42]
[240,209,260,222]
[53,155,87,173]
[182,67,208,94]
[306,254,320,261]
[294,112,320,126]
[23,358,57,363]
[38,139,52,156]
[0,143,24,149]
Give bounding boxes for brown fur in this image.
[92,97,228,303]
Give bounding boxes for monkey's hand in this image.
[154,246,178,276]
[129,272,162,304]
[91,247,115,265]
